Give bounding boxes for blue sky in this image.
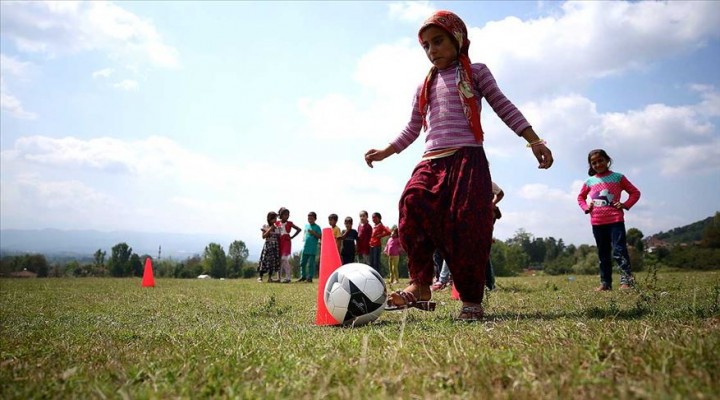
[1,1,719,259]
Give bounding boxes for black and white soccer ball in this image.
[324,263,387,326]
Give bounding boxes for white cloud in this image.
[661,140,720,176]
[594,91,718,177]
[353,40,427,96]
[692,84,720,118]
[509,93,600,145]
[15,173,117,211]
[0,78,36,119]
[388,1,435,23]
[0,54,36,119]
[518,183,573,202]
[0,54,33,76]
[602,103,712,144]
[506,85,719,178]
[6,135,220,179]
[1,135,405,253]
[0,171,123,231]
[471,1,720,97]
[112,79,138,91]
[92,67,114,79]
[0,1,179,68]
[298,39,427,141]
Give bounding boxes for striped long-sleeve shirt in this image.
[390,62,531,154]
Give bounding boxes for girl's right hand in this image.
[364,145,395,168]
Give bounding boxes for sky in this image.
[1,1,719,260]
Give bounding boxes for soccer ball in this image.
[324,263,387,326]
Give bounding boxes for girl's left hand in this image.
[613,202,625,210]
[532,144,554,169]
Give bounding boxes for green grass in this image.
[1,270,719,399]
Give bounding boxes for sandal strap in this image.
[396,290,418,306]
[458,305,484,321]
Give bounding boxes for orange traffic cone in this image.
[141,257,155,287]
[315,228,342,325]
[451,282,460,300]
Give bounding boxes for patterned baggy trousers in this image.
[398,147,494,304]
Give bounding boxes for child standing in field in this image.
[298,212,322,283]
[328,214,342,252]
[276,207,301,283]
[356,210,372,264]
[577,149,640,291]
[258,211,281,282]
[365,10,553,321]
[340,216,359,265]
[369,212,392,276]
[384,226,402,284]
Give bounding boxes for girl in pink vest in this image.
[275,207,301,283]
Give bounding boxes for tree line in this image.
[0,240,251,279]
[2,213,719,278]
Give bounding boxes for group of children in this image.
[261,10,640,322]
[257,209,403,284]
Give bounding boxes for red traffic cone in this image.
[141,257,155,287]
[316,228,342,325]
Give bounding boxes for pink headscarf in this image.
[418,10,483,143]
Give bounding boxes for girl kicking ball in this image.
[365,10,553,321]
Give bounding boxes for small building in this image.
[9,269,37,278]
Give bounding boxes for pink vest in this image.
[276,220,293,256]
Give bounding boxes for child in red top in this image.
[356,210,372,264]
[369,212,392,276]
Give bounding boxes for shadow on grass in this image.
[485,305,651,321]
[367,307,651,328]
[492,284,542,293]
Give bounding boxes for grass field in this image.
[1,269,719,399]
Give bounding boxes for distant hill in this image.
[646,214,717,245]
[0,229,235,261]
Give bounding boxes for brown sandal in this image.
[455,305,483,322]
[385,290,436,312]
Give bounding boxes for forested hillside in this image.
[648,215,716,244]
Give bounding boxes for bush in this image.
[629,247,644,272]
[241,265,256,279]
[543,254,574,275]
[572,252,599,275]
[666,246,720,270]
